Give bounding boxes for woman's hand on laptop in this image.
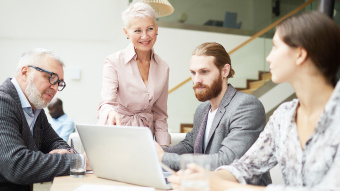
[106,110,122,126]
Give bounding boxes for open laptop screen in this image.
[76,124,170,189]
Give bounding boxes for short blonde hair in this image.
[122,1,156,28]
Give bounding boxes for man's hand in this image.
[49,149,71,154]
[154,141,165,162]
[106,110,121,125]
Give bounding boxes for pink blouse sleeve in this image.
[152,66,171,146]
[97,57,119,125]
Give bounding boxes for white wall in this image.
[0,0,271,132]
[259,83,295,113]
[0,0,128,125]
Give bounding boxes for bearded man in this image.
[0,48,74,191]
[154,42,271,185]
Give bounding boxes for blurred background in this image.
[1,0,338,133]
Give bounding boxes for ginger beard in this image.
[193,73,223,102]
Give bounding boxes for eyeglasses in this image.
[28,65,66,91]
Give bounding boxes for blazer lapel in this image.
[33,117,42,150]
[206,84,237,147]
[194,108,209,154]
[4,78,39,151]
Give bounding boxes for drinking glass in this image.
[180,154,210,191]
[70,136,86,177]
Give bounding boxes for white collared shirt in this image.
[11,78,41,135]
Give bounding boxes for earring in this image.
[156,34,158,36]
[127,37,129,39]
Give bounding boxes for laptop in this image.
[76,124,171,190]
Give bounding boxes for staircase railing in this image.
[168,0,315,94]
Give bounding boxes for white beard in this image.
[25,74,48,109]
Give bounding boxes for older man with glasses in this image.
[0,48,74,191]
[27,65,66,91]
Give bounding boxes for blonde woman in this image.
[97,2,170,146]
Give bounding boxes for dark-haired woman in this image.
[169,11,340,191]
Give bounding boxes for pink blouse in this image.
[97,43,171,146]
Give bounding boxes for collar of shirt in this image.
[52,113,67,122]
[11,78,42,134]
[316,79,340,134]
[123,43,158,65]
[287,80,340,147]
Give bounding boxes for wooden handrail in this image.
[229,0,315,54]
[168,77,191,94]
[168,0,315,94]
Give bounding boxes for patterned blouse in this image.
[217,81,340,191]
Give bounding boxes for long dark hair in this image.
[277,11,340,86]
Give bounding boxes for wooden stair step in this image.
[261,72,272,80]
[249,79,271,89]
[249,81,265,89]
[236,71,272,95]
[239,88,258,94]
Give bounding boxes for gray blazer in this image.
[163,84,266,171]
[0,78,72,191]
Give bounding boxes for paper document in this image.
[74,184,155,191]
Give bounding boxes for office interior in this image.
[1,0,340,190]
[1,0,339,133]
